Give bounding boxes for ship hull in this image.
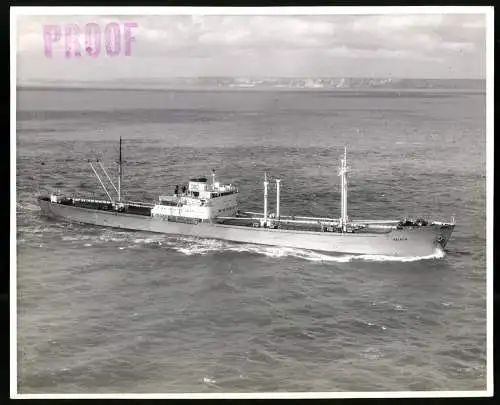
[38,199,453,257]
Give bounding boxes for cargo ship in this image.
[37,138,455,257]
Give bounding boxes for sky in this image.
[15,12,487,82]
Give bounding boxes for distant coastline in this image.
[16,87,485,98]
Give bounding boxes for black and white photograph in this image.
[12,6,492,398]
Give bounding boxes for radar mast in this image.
[339,146,349,232]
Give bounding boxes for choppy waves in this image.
[16,88,487,393]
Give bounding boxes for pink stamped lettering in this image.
[123,22,138,56]
[85,23,101,57]
[105,23,121,56]
[65,24,81,58]
[43,22,138,58]
[43,25,61,58]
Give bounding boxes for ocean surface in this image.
[16,87,487,393]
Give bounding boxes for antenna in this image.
[263,172,268,224]
[339,146,349,232]
[118,137,122,203]
[276,178,281,220]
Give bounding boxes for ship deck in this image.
[215,217,392,234]
[38,196,153,216]
[39,196,393,234]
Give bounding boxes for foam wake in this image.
[154,236,446,263]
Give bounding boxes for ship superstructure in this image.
[151,173,239,223]
[38,138,455,257]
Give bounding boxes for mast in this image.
[118,137,122,203]
[211,169,216,189]
[263,172,268,224]
[339,146,349,232]
[276,178,281,220]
